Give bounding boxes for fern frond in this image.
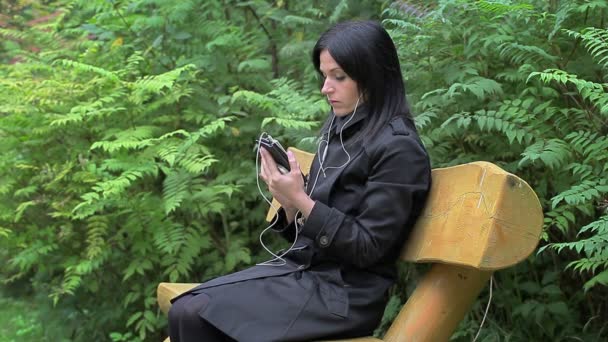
[8,240,58,272]
[86,215,109,260]
[551,179,608,208]
[51,90,128,126]
[281,15,316,26]
[154,223,188,256]
[413,110,437,130]
[178,154,217,174]
[237,58,271,73]
[549,2,576,40]
[156,141,181,167]
[129,64,196,105]
[471,100,534,144]
[519,139,572,170]
[446,77,503,100]
[576,0,608,13]
[582,269,608,291]
[14,200,37,223]
[329,0,349,23]
[232,90,279,112]
[475,0,534,15]
[565,28,608,70]
[498,42,558,65]
[566,163,594,181]
[53,59,120,82]
[14,185,38,198]
[390,1,432,19]
[0,226,11,238]
[163,170,192,214]
[122,257,154,281]
[159,227,208,282]
[91,126,161,153]
[543,205,578,235]
[196,117,233,138]
[92,164,158,198]
[565,131,608,163]
[528,69,608,116]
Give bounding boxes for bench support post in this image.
[383,264,492,342]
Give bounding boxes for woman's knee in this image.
[170,293,210,324]
[169,294,192,324]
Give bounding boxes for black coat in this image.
[174,109,431,342]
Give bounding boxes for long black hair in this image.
[312,20,411,138]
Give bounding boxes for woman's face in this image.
[319,49,360,116]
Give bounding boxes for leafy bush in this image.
[0,0,380,340]
[383,0,608,340]
[1,0,607,341]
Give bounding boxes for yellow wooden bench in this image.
[157,148,543,341]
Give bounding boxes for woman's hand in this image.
[259,148,315,220]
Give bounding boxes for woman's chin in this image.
[332,108,353,116]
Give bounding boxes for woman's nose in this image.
[321,79,333,95]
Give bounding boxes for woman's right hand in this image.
[259,148,315,220]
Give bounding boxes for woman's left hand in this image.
[259,148,306,208]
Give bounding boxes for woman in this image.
[168,20,431,342]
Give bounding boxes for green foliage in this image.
[384,0,608,340]
[2,0,608,341]
[0,288,70,342]
[0,0,379,340]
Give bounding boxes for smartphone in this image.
[255,135,290,174]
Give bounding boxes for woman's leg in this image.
[168,293,234,342]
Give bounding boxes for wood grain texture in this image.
[383,264,492,342]
[401,161,543,270]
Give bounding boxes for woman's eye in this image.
[335,75,346,81]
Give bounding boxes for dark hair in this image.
[312,20,411,138]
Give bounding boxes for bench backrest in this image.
[268,148,542,270]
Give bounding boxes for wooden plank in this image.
[401,162,543,270]
[384,264,492,342]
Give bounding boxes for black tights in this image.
[168,293,235,342]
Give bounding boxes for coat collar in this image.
[332,104,369,136]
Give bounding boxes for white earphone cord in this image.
[255,97,361,266]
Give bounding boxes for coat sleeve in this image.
[298,133,431,268]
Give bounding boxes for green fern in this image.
[551,179,608,208]
[445,76,504,100]
[520,139,572,170]
[85,215,109,260]
[544,216,608,290]
[498,42,558,64]
[565,28,608,71]
[528,69,608,117]
[162,170,191,214]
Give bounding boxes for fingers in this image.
[259,148,276,184]
[259,149,267,181]
[287,150,300,176]
[260,148,279,176]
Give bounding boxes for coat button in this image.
[319,235,329,247]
